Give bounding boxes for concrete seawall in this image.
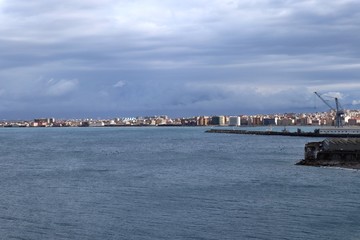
[206,129,360,138]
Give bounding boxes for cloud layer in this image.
[0,0,359,118]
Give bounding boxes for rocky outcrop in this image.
[296,158,360,169]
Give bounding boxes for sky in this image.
[1,0,360,119]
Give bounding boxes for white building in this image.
[229,116,241,126]
[89,121,105,127]
[319,127,360,135]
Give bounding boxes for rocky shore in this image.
[296,159,360,169]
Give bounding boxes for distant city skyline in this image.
[1,1,360,119]
[2,109,360,127]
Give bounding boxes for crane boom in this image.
[314,91,335,111]
[314,92,344,128]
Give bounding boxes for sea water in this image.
[0,127,359,240]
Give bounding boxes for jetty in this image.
[205,128,360,138]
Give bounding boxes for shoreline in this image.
[296,159,360,170]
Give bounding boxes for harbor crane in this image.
[314,92,344,127]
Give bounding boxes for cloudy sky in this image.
[1,0,360,119]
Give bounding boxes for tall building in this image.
[197,116,209,126]
[211,116,225,126]
[229,116,241,126]
[251,117,262,126]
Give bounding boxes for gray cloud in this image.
[113,81,126,88]
[46,79,79,96]
[0,0,359,118]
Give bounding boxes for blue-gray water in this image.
[0,127,359,240]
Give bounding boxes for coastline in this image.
[296,159,360,169]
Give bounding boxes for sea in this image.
[0,126,359,240]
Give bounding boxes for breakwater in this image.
[206,128,360,138]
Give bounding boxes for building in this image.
[211,116,225,126]
[277,118,294,126]
[298,138,360,168]
[240,117,249,125]
[319,128,360,135]
[228,116,241,126]
[251,117,262,126]
[88,121,105,127]
[263,118,276,126]
[197,116,209,126]
[34,118,55,126]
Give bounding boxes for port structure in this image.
[314,92,344,128]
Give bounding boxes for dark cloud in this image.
[0,0,359,118]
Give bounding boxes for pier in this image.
[205,128,360,138]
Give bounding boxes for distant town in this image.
[1,109,360,128]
